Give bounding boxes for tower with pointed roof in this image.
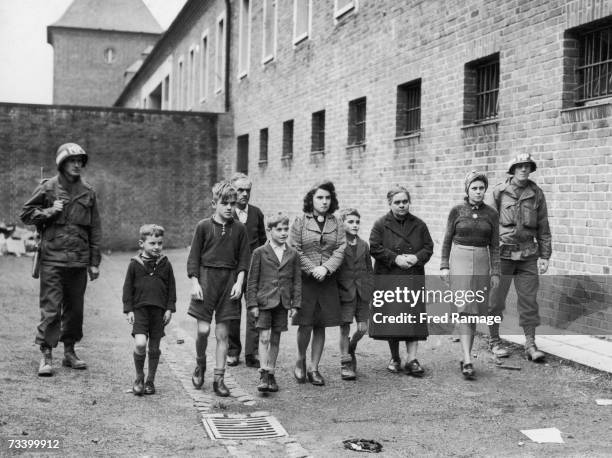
[47,0,162,106]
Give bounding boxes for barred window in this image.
[348,97,366,145]
[464,54,499,123]
[282,120,294,159]
[577,25,612,103]
[259,128,268,162]
[311,110,325,152]
[396,80,421,136]
[237,134,249,174]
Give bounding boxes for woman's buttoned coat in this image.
[369,211,434,339]
[290,213,345,327]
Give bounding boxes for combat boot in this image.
[62,343,87,369]
[38,346,53,377]
[488,323,510,358]
[524,328,545,362]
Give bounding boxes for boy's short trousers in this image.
[255,305,288,332]
[341,296,369,325]
[132,306,166,339]
[188,267,241,323]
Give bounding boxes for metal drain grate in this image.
[202,415,288,440]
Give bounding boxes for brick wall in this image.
[51,29,160,106]
[221,0,612,332]
[0,103,218,251]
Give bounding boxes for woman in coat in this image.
[369,185,433,376]
[440,171,500,379]
[290,181,345,386]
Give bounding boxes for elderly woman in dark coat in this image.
[290,181,345,386]
[440,171,500,379]
[369,186,434,376]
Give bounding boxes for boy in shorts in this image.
[123,224,176,395]
[337,208,373,380]
[187,181,250,397]
[246,212,301,393]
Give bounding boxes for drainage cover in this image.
[202,415,288,440]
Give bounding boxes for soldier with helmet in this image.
[21,143,102,376]
[486,153,551,362]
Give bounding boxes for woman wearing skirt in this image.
[440,171,500,379]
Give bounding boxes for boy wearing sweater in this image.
[187,181,250,396]
[123,224,176,395]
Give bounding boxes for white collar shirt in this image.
[236,205,249,224]
[270,242,286,263]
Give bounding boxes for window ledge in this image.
[461,119,498,130]
[335,3,356,20]
[262,55,274,65]
[310,150,325,156]
[293,34,308,46]
[281,155,293,163]
[461,120,498,138]
[237,71,248,80]
[394,131,421,141]
[561,103,612,123]
[258,159,268,166]
[346,143,366,153]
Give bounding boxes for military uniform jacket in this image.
[246,243,302,310]
[487,178,552,260]
[20,174,102,268]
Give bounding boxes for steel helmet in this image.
[507,153,537,174]
[56,143,88,170]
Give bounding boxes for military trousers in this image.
[36,264,88,348]
[489,258,540,328]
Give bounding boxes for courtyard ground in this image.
[1,249,611,457]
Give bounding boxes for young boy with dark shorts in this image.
[246,212,301,393]
[187,181,250,397]
[337,208,373,380]
[123,224,176,395]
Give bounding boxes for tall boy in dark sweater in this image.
[187,181,250,396]
[123,224,176,396]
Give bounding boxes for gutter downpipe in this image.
[225,0,231,112]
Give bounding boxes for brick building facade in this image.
[114,0,612,332]
[48,0,162,105]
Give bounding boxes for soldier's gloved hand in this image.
[51,199,64,213]
[88,266,100,281]
[538,259,549,274]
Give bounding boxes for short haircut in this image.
[212,180,237,203]
[266,212,290,229]
[387,185,411,204]
[139,224,165,241]
[339,208,361,221]
[302,180,339,214]
[229,172,251,187]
